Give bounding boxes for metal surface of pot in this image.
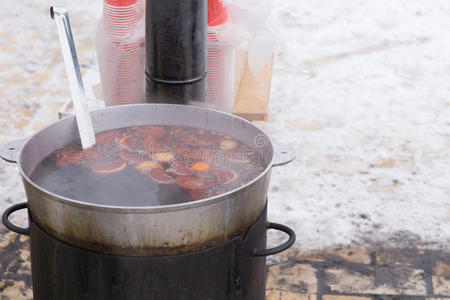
[0,104,294,256]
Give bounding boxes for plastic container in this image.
[206,0,241,113]
[97,0,145,106]
[206,26,238,113]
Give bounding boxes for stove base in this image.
[30,206,268,300]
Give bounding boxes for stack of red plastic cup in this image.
[208,0,228,27]
[102,0,142,106]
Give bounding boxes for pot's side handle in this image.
[271,142,296,167]
[0,139,25,163]
[252,222,296,257]
[2,203,30,236]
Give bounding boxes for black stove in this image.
[3,201,295,300]
[31,205,265,299]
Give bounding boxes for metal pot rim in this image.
[17,104,276,214]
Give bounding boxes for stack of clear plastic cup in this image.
[206,0,239,113]
[206,25,237,113]
[101,0,143,106]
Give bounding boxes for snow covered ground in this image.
[0,0,449,251]
[263,0,450,251]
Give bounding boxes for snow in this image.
[261,0,450,251]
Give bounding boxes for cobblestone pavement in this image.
[0,233,449,299]
[267,247,450,300]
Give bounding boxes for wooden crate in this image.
[233,56,273,121]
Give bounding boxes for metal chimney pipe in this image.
[145,0,207,105]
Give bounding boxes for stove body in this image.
[29,206,268,300]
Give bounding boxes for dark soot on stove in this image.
[30,125,265,207]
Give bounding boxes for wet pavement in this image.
[0,232,449,299]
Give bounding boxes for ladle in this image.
[51,6,96,149]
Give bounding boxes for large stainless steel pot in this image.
[1,104,295,256]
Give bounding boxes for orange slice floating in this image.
[149,167,175,184]
[220,139,237,151]
[96,130,122,145]
[134,161,159,173]
[215,169,238,185]
[82,147,103,161]
[119,135,141,151]
[119,151,143,163]
[141,135,166,153]
[175,176,216,190]
[134,126,166,137]
[168,161,194,176]
[152,152,174,163]
[191,162,210,172]
[92,160,127,175]
[55,148,83,167]
[189,188,223,201]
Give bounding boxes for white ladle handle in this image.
[51,6,96,149]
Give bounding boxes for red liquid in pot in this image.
[30,126,265,206]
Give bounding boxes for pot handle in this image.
[2,202,30,236]
[252,222,296,257]
[0,139,25,163]
[271,142,296,167]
